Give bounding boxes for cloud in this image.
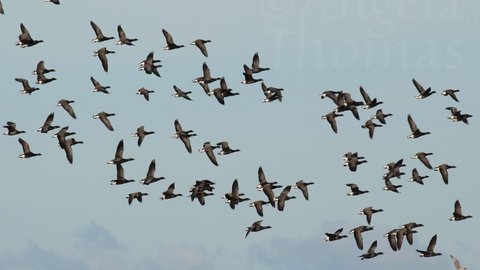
[74,222,131,270]
[0,241,89,270]
[136,243,213,270]
[0,223,215,270]
[75,222,126,252]
[0,223,129,270]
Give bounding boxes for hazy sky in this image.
[0,0,478,269]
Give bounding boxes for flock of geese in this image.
[1,1,473,268]
[319,85,472,265]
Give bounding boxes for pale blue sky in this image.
[0,0,478,269]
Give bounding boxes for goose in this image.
[274,185,296,211]
[408,168,429,185]
[256,166,283,193]
[349,226,374,250]
[90,21,113,43]
[132,126,154,147]
[160,183,183,200]
[325,228,348,241]
[361,119,382,139]
[441,89,460,102]
[3,122,25,135]
[18,138,41,158]
[52,126,75,149]
[63,138,83,164]
[172,119,196,153]
[56,99,77,119]
[126,192,148,205]
[394,228,415,250]
[245,220,271,238]
[172,85,193,101]
[417,234,442,257]
[370,109,392,124]
[343,154,368,172]
[249,200,268,217]
[16,78,39,95]
[110,164,135,185]
[383,159,405,180]
[32,61,55,76]
[37,112,59,133]
[90,76,110,94]
[136,87,155,101]
[208,77,239,105]
[192,62,219,84]
[335,92,364,120]
[251,52,270,73]
[139,51,161,77]
[359,240,383,260]
[189,180,215,203]
[400,222,424,230]
[162,29,184,50]
[241,64,262,84]
[407,114,430,138]
[450,255,466,270]
[92,112,115,131]
[359,207,383,225]
[44,0,60,5]
[292,180,314,200]
[261,82,283,102]
[446,106,461,121]
[93,47,115,72]
[139,159,165,185]
[107,140,134,164]
[320,90,341,105]
[411,152,433,169]
[0,1,3,14]
[412,78,436,99]
[346,183,369,196]
[189,190,214,206]
[223,179,250,209]
[35,73,56,84]
[190,39,211,57]
[199,141,220,166]
[114,25,137,45]
[15,23,43,48]
[322,111,343,133]
[434,164,456,185]
[384,229,398,251]
[216,141,240,155]
[382,179,402,193]
[450,200,472,221]
[446,107,472,124]
[360,86,383,109]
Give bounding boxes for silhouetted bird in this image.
[162,29,184,50]
[190,39,211,57]
[15,23,43,48]
[114,25,137,45]
[416,234,442,257]
[412,78,436,99]
[90,21,113,43]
